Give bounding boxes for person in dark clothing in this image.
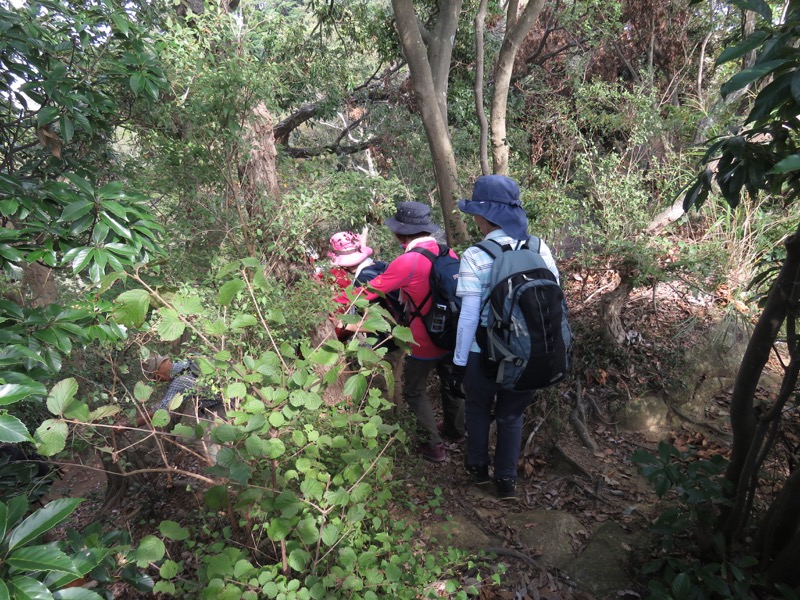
[453,175,562,500]
[138,354,221,426]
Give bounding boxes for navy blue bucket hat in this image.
[385,201,440,235]
[458,175,529,240]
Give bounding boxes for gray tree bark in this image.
[392,0,468,246]
[490,0,546,175]
[474,0,490,176]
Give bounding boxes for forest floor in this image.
[44,265,790,599]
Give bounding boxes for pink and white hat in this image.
[328,231,373,267]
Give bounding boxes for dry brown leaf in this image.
[36,126,61,158]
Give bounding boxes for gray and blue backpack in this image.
[476,236,572,391]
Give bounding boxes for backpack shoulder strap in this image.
[405,245,441,319]
[527,235,542,254]
[409,246,438,263]
[476,238,503,259]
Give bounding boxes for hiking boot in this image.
[436,421,466,443]
[495,477,517,500]
[466,465,491,485]
[419,442,447,463]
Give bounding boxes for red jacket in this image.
[367,237,456,359]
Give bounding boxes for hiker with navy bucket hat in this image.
[452,175,562,500]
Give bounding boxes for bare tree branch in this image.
[282,138,380,159]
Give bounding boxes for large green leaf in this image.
[716,30,769,66]
[63,173,93,196]
[52,588,104,599]
[6,498,82,552]
[0,384,37,406]
[218,279,245,306]
[58,200,94,223]
[7,576,52,600]
[156,308,185,341]
[231,314,257,329]
[7,544,78,573]
[37,106,60,126]
[0,414,33,443]
[131,535,165,568]
[343,373,367,400]
[46,548,109,589]
[0,501,7,541]
[671,572,691,599]
[60,115,74,143]
[7,495,29,530]
[88,405,120,421]
[721,60,791,98]
[133,381,152,402]
[46,378,78,416]
[69,248,93,273]
[308,347,338,367]
[225,382,246,399]
[100,213,132,240]
[770,154,800,174]
[287,548,310,572]
[0,579,8,600]
[96,183,126,201]
[159,520,189,541]
[111,289,150,328]
[130,72,145,95]
[33,419,68,456]
[171,294,203,316]
[726,0,772,20]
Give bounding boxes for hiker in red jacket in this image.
[366,202,465,462]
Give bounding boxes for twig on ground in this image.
[568,475,615,506]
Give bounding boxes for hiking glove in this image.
[450,364,466,391]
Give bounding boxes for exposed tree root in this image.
[667,403,732,439]
[569,381,599,453]
[483,546,541,566]
[555,444,593,480]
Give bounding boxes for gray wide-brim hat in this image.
[458,175,529,241]
[384,201,440,235]
[142,353,169,377]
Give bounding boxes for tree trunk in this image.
[599,269,634,346]
[722,223,800,539]
[236,102,281,257]
[392,0,468,246]
[474,0,490,176]
[489,0,546,175]
[754,467,800,588]
[21,263,58,307]
[427,0,461,126]
[243,102,280,216]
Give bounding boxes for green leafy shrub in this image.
[50,258,484,598]
[632,442,762,600]
[0,496,150,598]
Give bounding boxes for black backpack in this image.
[476,236,572,391]
[409,244,461,350]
